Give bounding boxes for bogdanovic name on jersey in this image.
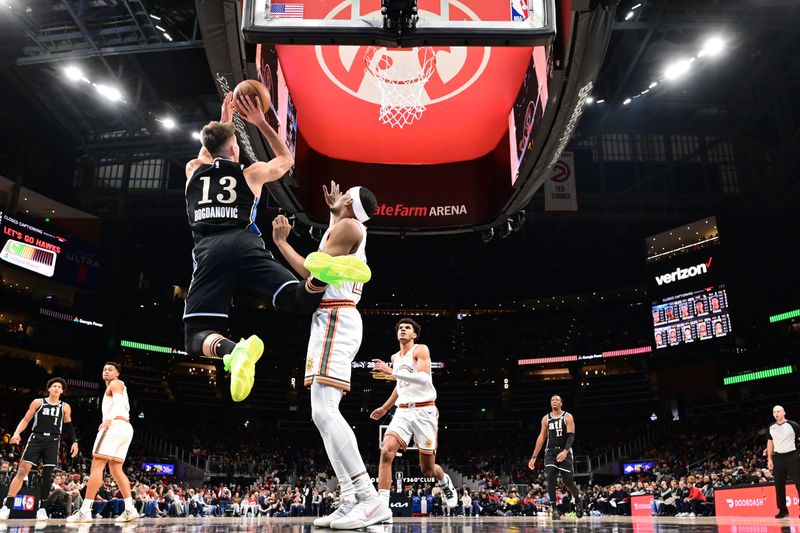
[194,206,239,222]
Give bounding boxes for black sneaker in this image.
[775,511,789,519]
[575,502,584,519]
[552,508,560,520]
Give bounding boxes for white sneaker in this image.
[0,507,9,521]
[313,500,355,528]
[330,497,392,529]
[440,474,458,508]
[689,512,696,517]
[66,509,93,523]
[35,508,48,521]
[115,509,140,522]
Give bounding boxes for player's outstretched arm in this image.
[10,399,41,444]
[239,95,294,187]
[272,215,310,278]
[371,389,399,420]
[528,415,548,470]
[186,94,234,178]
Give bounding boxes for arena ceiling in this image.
[0,0,797,218]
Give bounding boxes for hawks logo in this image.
[315,1,490,106]
[306,358,315,373]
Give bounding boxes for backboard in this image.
[242,0,557,47]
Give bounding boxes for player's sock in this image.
[80,499,92,512]
[379,489,390,507]
[124,497,136,511]
[210,337,236,357]
[4,496,13,508]
[339,477,357,505]
[352,472,378,501]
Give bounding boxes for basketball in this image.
[232,79,271,115]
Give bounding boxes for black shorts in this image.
[544,448,574,473]
[22,433,60,467]
[183,230,300,320]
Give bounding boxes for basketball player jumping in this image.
[68,362,138,523]
[528,394,583,519]
[0,378,78,522]
[272,181,391,529]
[371,318,458,516]
[183,93,370,402]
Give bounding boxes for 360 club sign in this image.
[714,485,795,517]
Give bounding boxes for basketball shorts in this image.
[183,229,300,321]
[544,447,574,473]
[92,420,134,463]
[22,433,60,467]
[385,405,439,455]
[304,304,362,392]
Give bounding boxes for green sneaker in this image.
[222,335,264,402]
[304,252,371,287]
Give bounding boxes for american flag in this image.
[270,3,304,19]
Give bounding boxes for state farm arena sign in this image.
[714,485,795,517]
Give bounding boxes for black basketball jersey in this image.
[545,411,569,450]
[186,158,260,243]
[32,398,64,435]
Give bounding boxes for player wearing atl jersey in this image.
[528,395,583,519]
[0,378,79,522]
[183,93,370,402]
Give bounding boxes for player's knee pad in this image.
[184,317,226,356]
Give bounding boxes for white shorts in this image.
[92,419,133,463]
[385,405,439,455]
[304,304,362,392]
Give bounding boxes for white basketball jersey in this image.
[318,220,367,304]
[394,345,437,404]
[101,383,130,421]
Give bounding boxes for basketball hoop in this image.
[364,46,436,128]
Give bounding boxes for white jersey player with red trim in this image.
[304,221,367,392]
[394,345,437,405]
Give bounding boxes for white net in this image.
[364,46,437,128]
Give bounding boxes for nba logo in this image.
[511,0,529,22]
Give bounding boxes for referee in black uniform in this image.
[767,405,800,519]
[528,394,583,519]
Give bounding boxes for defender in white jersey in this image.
[68,363,139,523]
[273,181,390,529]
[371,318,458,513]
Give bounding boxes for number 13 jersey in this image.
[186,158,259,243]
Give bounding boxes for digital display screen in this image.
[141,463,175,475]
[653,286,732,349]
[624,462,654,474]
[0,211,65,278]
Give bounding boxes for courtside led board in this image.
[242,0,557,47]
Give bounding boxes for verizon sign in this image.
[655,257,713,286]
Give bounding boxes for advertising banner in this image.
[714,485,791,518]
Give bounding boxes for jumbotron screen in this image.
[652,286,732,349]
[141,463,175,475]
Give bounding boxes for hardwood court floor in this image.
[3,515,800,531]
